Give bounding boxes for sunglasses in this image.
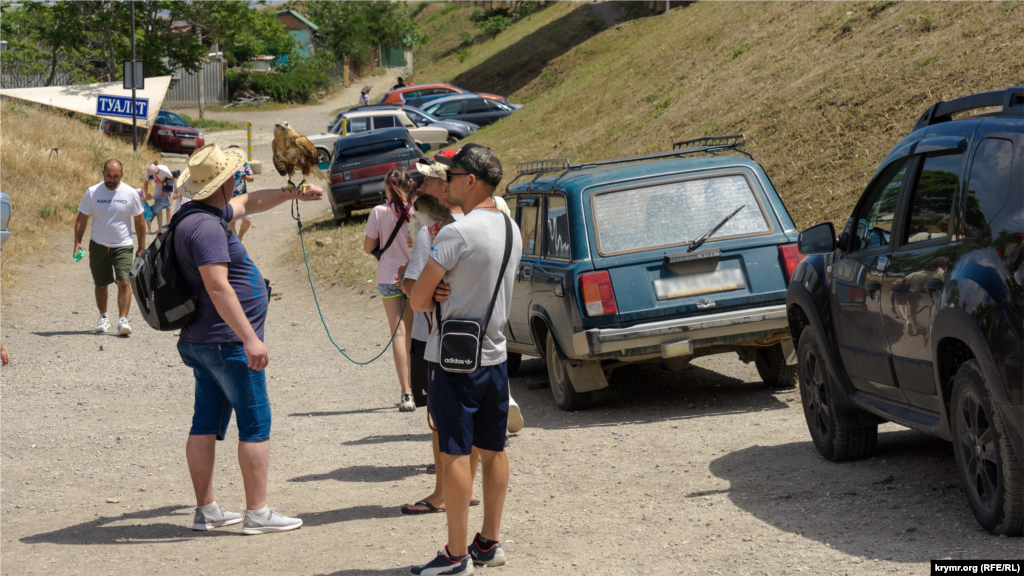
[446,171,472,183]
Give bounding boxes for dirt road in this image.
[0,73,1015,575]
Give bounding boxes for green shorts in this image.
[89,240,134,287]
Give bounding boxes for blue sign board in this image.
[96,94,149,119]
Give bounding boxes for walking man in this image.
[74,159,146,336]
[410,144,522,574]
[173,144,323,535]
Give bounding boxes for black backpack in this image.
[130,203,231,331]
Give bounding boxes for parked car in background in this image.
[99,109,205,154]
[326,127,426,224]
[422,94,521,127]
[787,86,1023,535]
[1,192,10,251]
[310,108,448,164]
[378,83,505,108]
[503,135,803,411]
[330,105,478,144]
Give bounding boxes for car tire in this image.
[316,148,330,165]
[755,343,797,389]
[950,359,1023,536]
[446,136,460,147]
[333,206,352,226]
[546,336,592,411]
[507,352,522,377]
[798,326,877,461]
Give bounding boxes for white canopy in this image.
[0,76,172,128]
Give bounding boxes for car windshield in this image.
[158,112,190,127]
[592,175,770,254]
[336,140,409,160]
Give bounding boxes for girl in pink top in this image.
[364,170,415,411]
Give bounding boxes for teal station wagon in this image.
[504,136,805,410]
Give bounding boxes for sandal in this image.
[401,500,443,515]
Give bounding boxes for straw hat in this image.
[177,144,246,200]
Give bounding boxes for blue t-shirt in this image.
[174,204,268,345]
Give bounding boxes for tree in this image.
[300,1,426,65]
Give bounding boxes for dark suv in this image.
[787,86,1023,535]
[327,127,425,224]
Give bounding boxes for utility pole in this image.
[666,0,670,19]
[130,0,138,151]
[197,30,205,120]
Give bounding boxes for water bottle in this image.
[73,248,85,262]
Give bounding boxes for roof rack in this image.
[913,85,1024,131]
[507,134,753,191]
[672,133,746,152]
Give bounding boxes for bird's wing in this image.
[296,135,328,181]
[271,138,289,176]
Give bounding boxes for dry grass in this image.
[285,209,380,296]
[0,101,160,287]
[413,0,1024,230]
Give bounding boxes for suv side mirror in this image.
[798,222,836,255]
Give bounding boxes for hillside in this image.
[0,102,159,286]
[411,1,1024,229]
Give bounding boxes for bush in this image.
[479,15,513,36]
[455,47,472,63]
[226,56,331,104]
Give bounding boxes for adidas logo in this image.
[445,358,470,365]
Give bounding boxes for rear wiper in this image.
[687,205,745,252]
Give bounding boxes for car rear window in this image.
[336,139,410,161]
[592,175,770,255]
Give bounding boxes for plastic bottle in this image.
[73,248,85,262]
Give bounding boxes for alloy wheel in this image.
[956,390,1000,510]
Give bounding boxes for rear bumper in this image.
[571,304,790,360]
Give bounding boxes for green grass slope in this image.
[412,1,1024,228]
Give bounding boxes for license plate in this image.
[360,181,385,194]
[653,268,746,300]
[179,140,196,148]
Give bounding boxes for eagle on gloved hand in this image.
[272,121,327,194]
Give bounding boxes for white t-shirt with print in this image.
[78,182,145,248]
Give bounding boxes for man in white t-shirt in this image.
[74,159,146,336]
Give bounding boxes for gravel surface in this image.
[1,72,1016,575]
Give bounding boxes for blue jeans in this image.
[177,340,271,442]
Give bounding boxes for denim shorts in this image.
[177,340,271,442]
[151,195,171,214]
[428,361,509,455]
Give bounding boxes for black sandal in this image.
[401,500,444,515]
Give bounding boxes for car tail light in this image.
[330,173,344,185]
[579,271,617,317]
[353,163,397,180]
[779,244,806,283]
[343,171,355,181]
[407,159,419,170]
[157,129,173,136]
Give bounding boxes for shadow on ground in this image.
[708,430,1006,561]
[20,505,218,545]
[510,357,788,431]
[449,5,605,98]
[21,503,400,546]
[290,464,422,484]
[289,407,392,418]
[341,433,432,446]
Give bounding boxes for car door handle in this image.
[866,280,881,292]
[923,279,944,292]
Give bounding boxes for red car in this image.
[378,83,504,108]
[100,109,205,154]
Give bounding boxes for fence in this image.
[163,59,226,108]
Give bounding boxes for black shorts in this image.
[410,339,428,408]
[428,361,508,455]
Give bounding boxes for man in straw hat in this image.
[173,143,322,535]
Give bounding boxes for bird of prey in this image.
[271,121,327,194]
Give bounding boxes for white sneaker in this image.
[241,506,302,535]
[117,317,132,336]
[507,395,524,434]
[95,315,110,333]
[192,502,243,531]
[399,393,416,412]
